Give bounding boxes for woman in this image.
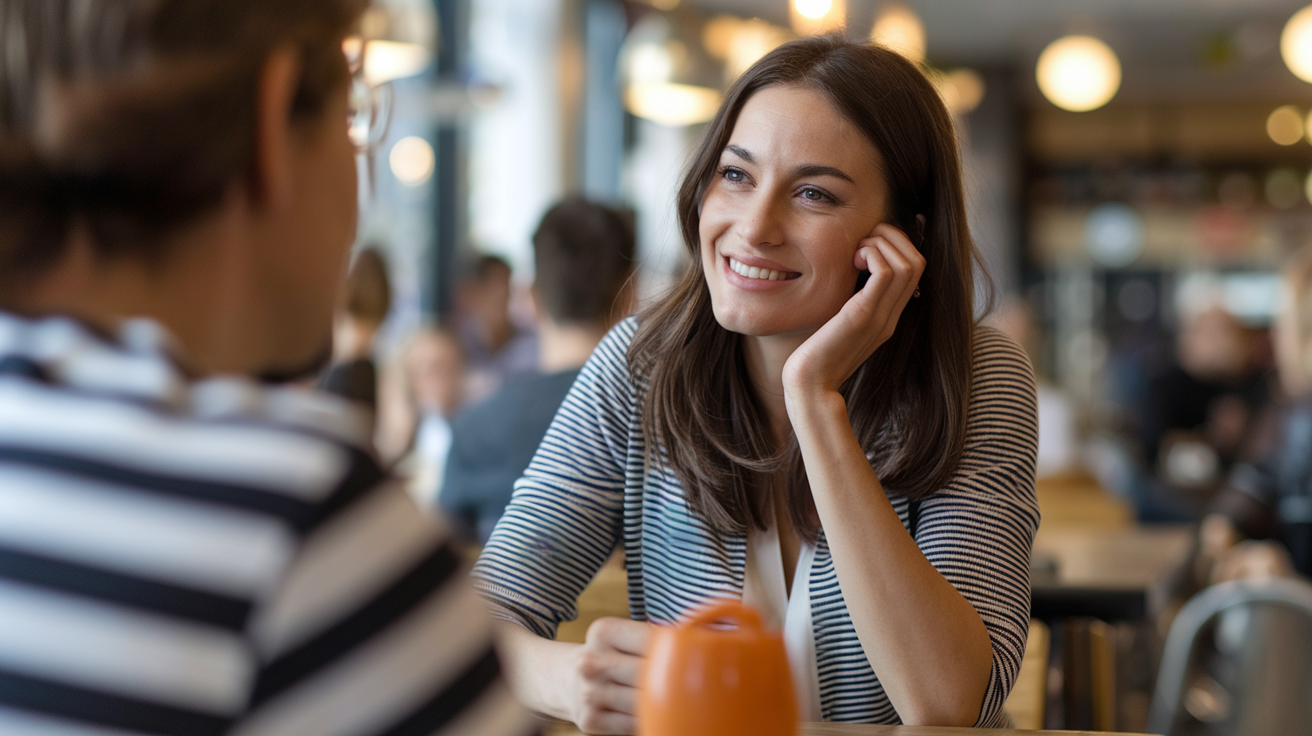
[473,36,1039,732]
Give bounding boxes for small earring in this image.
[913,287,921,298]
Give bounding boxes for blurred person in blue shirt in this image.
[455,253,539,402]
[440,197,635,543]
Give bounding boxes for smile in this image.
[727,257,800,282]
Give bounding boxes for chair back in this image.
[1148,578,1312,735]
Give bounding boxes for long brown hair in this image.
[628,36,985,537]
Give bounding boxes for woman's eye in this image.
[801,187,827,202]
[721,167,745,182]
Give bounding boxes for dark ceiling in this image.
[688,0,1312,103]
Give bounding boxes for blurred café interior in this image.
[348,0,1312,733]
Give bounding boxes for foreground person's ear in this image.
[250,47,303,211]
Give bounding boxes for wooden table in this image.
[1031,524,1192,620]
[545,721,1148,735]
[1031,474,1192,621]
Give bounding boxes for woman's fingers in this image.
[586,617,652,656]
[577,709,637,736]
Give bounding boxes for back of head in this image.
[0,0,366,299]
[532,196,635,327]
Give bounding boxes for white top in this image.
[742,523,824,721]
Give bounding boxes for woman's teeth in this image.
[728,257,796,281]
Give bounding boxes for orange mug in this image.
[638,601,798,736]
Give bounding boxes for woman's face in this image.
[699,84,889,340]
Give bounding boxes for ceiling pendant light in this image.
[1036,35,1121,112]
[1283,5,1312,82]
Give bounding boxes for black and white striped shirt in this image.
[0,313,533,736]
[473,318,1040,726]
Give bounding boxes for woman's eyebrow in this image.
[792,164,855,183]
[724,144,755,163]
[724,144,854,183]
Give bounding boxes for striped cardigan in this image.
[473,319,1040,726]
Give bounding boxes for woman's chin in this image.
[712,308,817,339]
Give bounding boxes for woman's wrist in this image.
[496,622,577,721]
[783,380,847,422]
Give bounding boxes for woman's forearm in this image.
[496,622,579,721]
[785,387,994,726]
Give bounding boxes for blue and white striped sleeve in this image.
[471,320,638,638]
[912,327,1041,728]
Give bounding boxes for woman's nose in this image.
[735,191,786,249]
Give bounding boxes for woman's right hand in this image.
[497,616,652,735]
[562,617,652,734]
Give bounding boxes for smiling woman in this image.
[473,35,1039,735]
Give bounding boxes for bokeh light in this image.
[1282,5,1312,82]
[1036,35,1122,112]
[389,136,435,186]
[1268,105,1305,145]
[794,0,832,20]
[870,3,926,64]
[625,83,721,127]
[790,0,844,36]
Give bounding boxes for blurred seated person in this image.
[440,197,635,543]
[456,253,538,401]
[396,325,466,507]
[318,246,390,417]
[1201,247,1312,579]
[1140,305,1271,519]
[0,0,529,733]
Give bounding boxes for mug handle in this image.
[685,600,764,632]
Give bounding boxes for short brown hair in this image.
[532,197,635,327]
[629,36,984,537]
[0,0,367,296]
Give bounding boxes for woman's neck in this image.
[743,332,809,448]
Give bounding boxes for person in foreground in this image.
[0,2,530,735]
[472,37,1040,733]
[441,197,635,543]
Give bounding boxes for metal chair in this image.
[1148,577,1312,735]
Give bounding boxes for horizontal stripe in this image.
[0,446,314,529]
[0,580,252,714]
[0,464,292,598]
[475,320,1039,725]
[0,545,250,630]
[0,381,347,499]
[252,542,462,706]
[0,668,228,736]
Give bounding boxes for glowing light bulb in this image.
[794,0,832,20]
[1036,35,1121,112]
[790,0,844,36]
[1282,5,1312,82]
[390,136,435,186]
[871,4,926,64]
